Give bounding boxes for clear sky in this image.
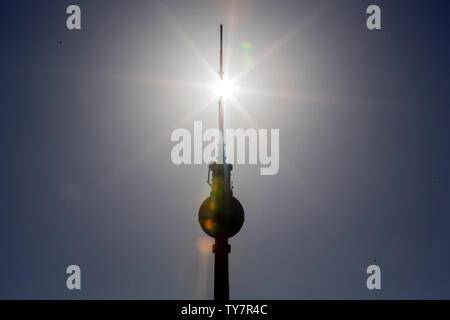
[1,0,449,299]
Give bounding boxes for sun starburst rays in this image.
[115,0,343,182]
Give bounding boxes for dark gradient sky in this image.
[1,0,449,299]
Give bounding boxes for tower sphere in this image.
[199,196,244,239]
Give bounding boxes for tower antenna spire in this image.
[218,23,225,164]
[219,23,224,80]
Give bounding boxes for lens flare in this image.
[213,78,235,98]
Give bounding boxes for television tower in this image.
[198,24,245,301]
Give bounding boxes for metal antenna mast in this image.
[219,24,224,81]
[218,23,225,164]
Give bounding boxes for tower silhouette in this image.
[198,24,245,301]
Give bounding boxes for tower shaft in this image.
[213,237,230,300]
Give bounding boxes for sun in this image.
[213,78,235,99]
